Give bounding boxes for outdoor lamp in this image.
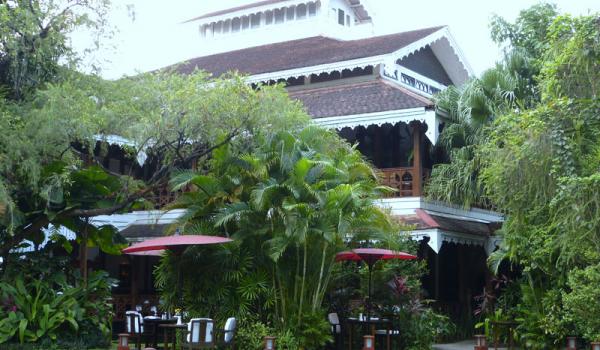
[567,336,577,350]
[264,336,276,350]
[362,335,375,350]
[474,334,487,350]
[117,333,130,350]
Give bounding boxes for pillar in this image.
[412,123,423,196]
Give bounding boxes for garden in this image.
[1,0,600,349]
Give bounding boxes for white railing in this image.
[382,63,447,96]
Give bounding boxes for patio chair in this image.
[125,311,146,350]
[186,318,215,349]
[328,312,344,350]
[215,317,237,348]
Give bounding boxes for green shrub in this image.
[0,270,114,347]
[564,264,600,342]
[235,320,304,350]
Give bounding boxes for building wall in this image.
[188,0,374,57]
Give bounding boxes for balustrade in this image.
[379,167,430,197]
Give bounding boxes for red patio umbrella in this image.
[335,248,417,318]
[122,235,232,254]
[122,234,233,303]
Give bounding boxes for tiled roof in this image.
[172,26,444,77]
[185,0,290,22]
[395,209,498,236]
[289,79,432,118]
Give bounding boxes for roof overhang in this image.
[344,0,372,23]
[189,0,312,26]
[313,108,443,145]
[411,228,501,255]
[387,26,473,85]
[245,26,473,87]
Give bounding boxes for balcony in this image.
[144,186,188,209]
[379,167,431,197]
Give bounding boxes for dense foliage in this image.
[427,4,600,348]
[0,254,114,347]
[155,126,426,348]
[0,0,111,100]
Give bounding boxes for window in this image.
[346,14,350,26]
[338,9,345,25]
[200,25,207,37]
[286,6,295,21]
[232,18,241,32]
[265,10,273,24]
[214,21,222,34]
[242,16,250,30]
[274,8,284,23]
[250,13,260,28]
[308,2,317,16]
[223,19,230,33]
[296,4,307,19]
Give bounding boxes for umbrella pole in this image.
[367,263,373,320]
[177,257,183,308]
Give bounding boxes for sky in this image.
[82,0,600,80]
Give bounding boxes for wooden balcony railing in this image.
[144,185,192,209]
[379,167,431,197]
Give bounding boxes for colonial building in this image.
[168,0,503,322]
[62,0,502,331]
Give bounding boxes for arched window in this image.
[296,4,307,19]
[265,10,273,25]
[241,16,250,30]
[286,6,295,21]
[274,8,284,23]
[308,2,317,16]
[250,13,261,28]
[214,21,222,34]
[231,17,241,32]
[223,19,231,33]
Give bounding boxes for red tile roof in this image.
[172,26,445,77]
[395,209,499,236]
[289,79,432,118]
[185,0,291,23]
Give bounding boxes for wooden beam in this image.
[412,123,423,196]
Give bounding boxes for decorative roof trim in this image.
[246,54,387,84]
[245,27,472,86]
[376,197,504,223]
[410,228,492,254]
[312,108,443,145]
[387,26,473,84]
[185,0,296,24]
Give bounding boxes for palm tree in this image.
[164,126,395,342]
[426,50,533,208]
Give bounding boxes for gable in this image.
[397,46,453,86]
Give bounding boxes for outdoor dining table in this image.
[346,317,393,350]
[143,317,177,349]
[159,322,188,350]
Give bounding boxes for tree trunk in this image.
[79,219,89,287]
[312,241,328,311]
[297,240,307,324]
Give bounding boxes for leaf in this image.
[18,319,27,344]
